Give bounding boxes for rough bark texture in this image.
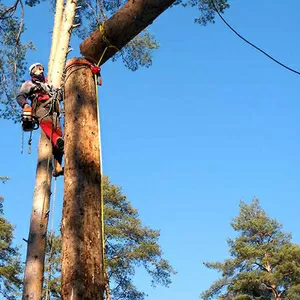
[62,57,105,300]
[22,133,52,300]
[80,0,175,64]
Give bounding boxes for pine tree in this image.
[0,178,23,299]
[201,199,300,300]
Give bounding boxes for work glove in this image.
[23,104,30,108]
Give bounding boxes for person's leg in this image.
[37,109,64,150]
[52,147,64,177]
[51,113,64,177]
[36,105,64,176]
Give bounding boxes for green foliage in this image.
[0,176,9,203]
[176,0,229,25]
[201,199,300,300]
[0,0,230,120]
[113,30,159,71]
[104,176,176,299]
[0,197,23,299]
[72,0,160,71]
[43,176,175,300]
[43,233,62,299]
[0,2,34,121]
[99,0,229,25]
[72,0,229,71]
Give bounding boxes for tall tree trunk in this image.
[22,134,53,300]
[50,0,79,84]
[61,57,105,299]
[80,0,175,64]
[48,0,64,78]
[22,0,77,297]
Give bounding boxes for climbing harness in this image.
[21,86,64,154]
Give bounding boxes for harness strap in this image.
[64,60,102,86]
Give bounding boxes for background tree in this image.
[0,3,33,120]
[201,199,300,300]
[0,178,23,299]
[43,176,175,299]
[0,176,9,200]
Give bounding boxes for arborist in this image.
[16,62,64,177]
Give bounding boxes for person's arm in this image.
[16,81,34,108]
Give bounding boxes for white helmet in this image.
[29,62,44,74]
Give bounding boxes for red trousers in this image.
[35,103,62,148]
[39,119,62,147]
[35,103,63,165]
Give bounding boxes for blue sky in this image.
[1,0,300,299]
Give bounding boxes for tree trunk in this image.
[48,0,64,78]
[22,0,77,297]
[61,57,105,300]
[80,0,175,65]
[22,134,52,300]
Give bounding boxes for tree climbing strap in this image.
[38,89,62,123]
[64,60,103,86]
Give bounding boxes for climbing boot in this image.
[56,137,64,153]
[53,159,64,177]
[53,168,64,177]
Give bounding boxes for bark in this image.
[22,134,52,300]
[80,0,175,64]
[61,57,105,300]
[48,0,64,78]
[50,0,79,85]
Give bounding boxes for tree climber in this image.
[16,62,64,177]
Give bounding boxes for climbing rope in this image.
[95,23,120,272]
[99,23,120,53]
[94,57,105,269]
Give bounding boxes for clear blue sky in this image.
[1,0,300,299]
